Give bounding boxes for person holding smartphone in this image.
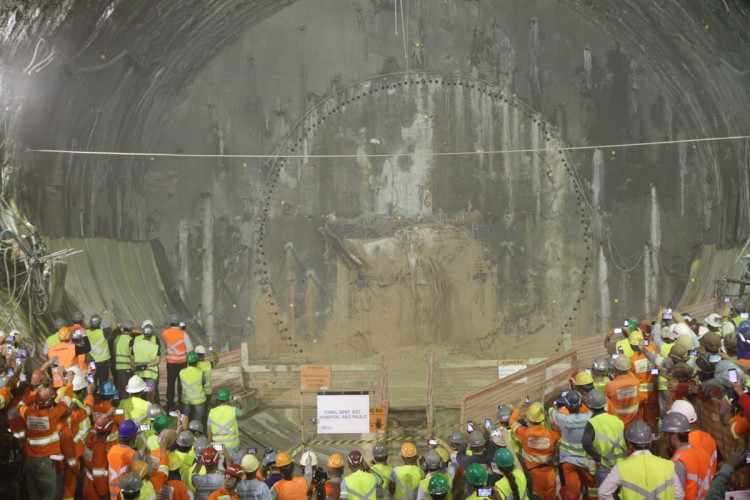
[464,463,494,500]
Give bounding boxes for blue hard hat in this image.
[99,380,117,397]
[740,320,750,335]
[118,419,139,440]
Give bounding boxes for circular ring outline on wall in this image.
[254,72,594,357]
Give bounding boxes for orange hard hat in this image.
[58,329,71,341]
[327,453,345,469]
[400,442,418,458]
[275,452,293,468]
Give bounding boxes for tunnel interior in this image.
[2,0,750,372]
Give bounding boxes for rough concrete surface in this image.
[1,0,750,367]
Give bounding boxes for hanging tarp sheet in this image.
[46,238,188,326]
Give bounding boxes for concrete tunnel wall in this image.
[1,0,750,359]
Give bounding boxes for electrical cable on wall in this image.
[26,133,750,161]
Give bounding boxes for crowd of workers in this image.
[1,304,750,500]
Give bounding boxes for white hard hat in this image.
[669,399,697,424]
[72,372,87,392]
[194,345,206,355]
[674,322,695,339]
[125,375,147,394]
[299,450,318,467]
[697,325,709,340]
[704,313,722,329]
[141,320,154,330]
[661,325,676,340]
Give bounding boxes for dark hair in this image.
[677,432,690,443]
[501,467,520,500]
[281,463,295,480]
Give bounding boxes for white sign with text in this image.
[316,394,370,434]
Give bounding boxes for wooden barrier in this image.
[461,350,578,423]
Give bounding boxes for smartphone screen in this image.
[169,410,180,418]
[484,417,492,430]
[249,447,257,455]
[115,408,125,416]
[478,488,492,497]
[729,369,738,384]
[467,421,474,434]
[650,368,659,375]
[214,443,223,451]
[140,424,150,431]
[614,328,623,334]
[643,340,649,345]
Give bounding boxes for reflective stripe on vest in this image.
[208,406,240,447]
[590,414,626,468]
[674,445,711,500]
[343,472,378,500]
[617,453,675,500]
[180,367,206,404]
[28,433,61,446]
[133,337,159,379]
[74,418,91,443]
[114,335,132,370]
[162,328,187,363]
[393,465,423,500]
[87,329,110,362]
[613,403,639,416]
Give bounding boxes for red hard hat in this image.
[347,450,364,467]
[201,446,219,466]
[94,414,114,433]
[639,321,652,335]
[225,464,243,479]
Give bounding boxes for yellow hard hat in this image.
[525,402,545,424]
[400,442,418,458]
[574,370,593,386]
[628,330,643,346]
[327,453,345,469]
[436,446,450,464]
[275,452,293,468]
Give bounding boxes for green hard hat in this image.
[216,388,231,402]
[494,448,514,469]
[428,474,450,496]
[625,319,639,333]
[153,414,172,434]
[187,351,199,364]
[465,463,488,487]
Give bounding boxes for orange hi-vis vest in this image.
[630,345,657,399]
[272,477,309,500]
[48,341,77,388]
[673,445,711,500]
[161,327,188,364]
[84,432,112,498]
[61,400,90,463]
[20,401,68,461]
[514,424,560,470]
[107,443,136,500]
[689,430,717,475]
[605,373,640,425]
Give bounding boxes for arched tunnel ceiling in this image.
[2,0,750,357]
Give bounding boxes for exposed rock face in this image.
[1,1,750,355]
